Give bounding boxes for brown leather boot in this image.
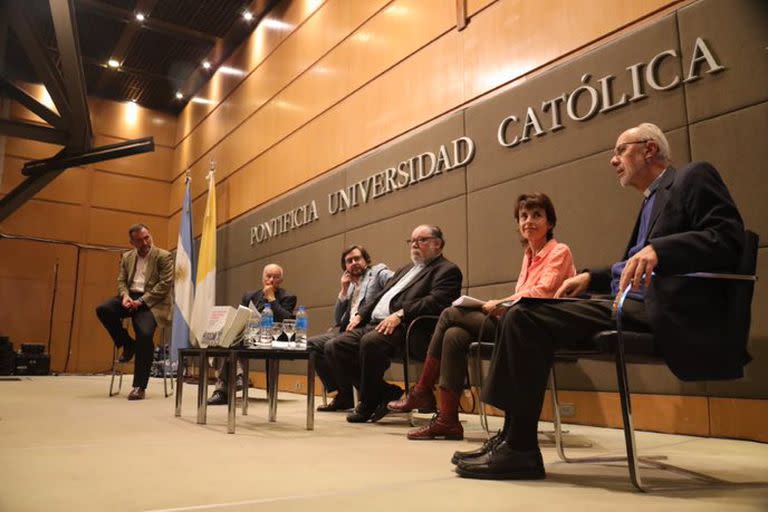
[407,414,463,440]
[387,386,436,413]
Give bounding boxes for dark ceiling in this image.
[3,0,277,113]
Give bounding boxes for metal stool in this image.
[109,344,124,396]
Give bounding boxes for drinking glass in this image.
[270,322,284,345]
[283,319,296,348]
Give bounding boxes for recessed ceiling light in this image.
[202,61,211,70]
[130,99,137,103]
[218,65,246,77]
[135,13,145,22]
[107,59,120,68]
[175,92,183,99]
[243,11,253,21]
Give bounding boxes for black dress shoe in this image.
[207,390,228,406]
[346,403,375,423]
[127,387,145,400]
[118,343,135,363]
[451,430,504,465]
[455,442,545,480]
[317,396,353,412]
[369,384,404,423]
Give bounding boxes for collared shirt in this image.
[130,254,148,293]
[349,281,363,319]
[371,263,425,321]
[511,239,576,300]
[610,168,667,297]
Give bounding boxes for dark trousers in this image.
[483,298,648,448]
[96,294,157,389]
[326,324,406,406]
[308,329,346,397]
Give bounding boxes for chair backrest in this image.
[726,229,759,354]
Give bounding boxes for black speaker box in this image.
[0,337,14,375]
[14,353,50,375]
[21,343,45,355]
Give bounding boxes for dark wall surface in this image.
[213,0,768,398]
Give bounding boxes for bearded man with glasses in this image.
[325,225,463,423]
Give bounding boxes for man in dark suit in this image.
[207,263,297,405]
[310,245,393,412]
[96,224,174,401]
[455,123,746,480]
[326,225,463,423]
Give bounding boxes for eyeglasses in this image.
[406,236,437,246]
[344,255,363,265]
[613,139,649,157]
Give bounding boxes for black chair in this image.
[550,230,760,492]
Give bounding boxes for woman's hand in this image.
[482,299,505,316]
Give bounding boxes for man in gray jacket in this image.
[310,245,392,412]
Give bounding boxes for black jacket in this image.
[590,162,746,380]
[240,288,297,322]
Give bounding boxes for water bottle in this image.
[260,304,274,345]
[295,306,308,347]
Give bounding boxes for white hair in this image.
[631,122,671,163]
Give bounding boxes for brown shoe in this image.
[407,414,463,440]
[387,386,436,413]
[127,387,145,400]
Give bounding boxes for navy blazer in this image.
[590,162,746,380]
[240,288,297,322]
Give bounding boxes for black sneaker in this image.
[346,403,375,423]
[451,430,504,465]
[206,390,228,406]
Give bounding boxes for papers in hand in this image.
[198,305,253,348]
[451,294,588,310]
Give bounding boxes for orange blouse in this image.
[511,238,576,300]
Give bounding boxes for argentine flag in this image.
[170,175,195,360]
[190,169,217,344]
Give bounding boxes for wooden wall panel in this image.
[85,209,168,248]
[2,157,87,205]
[0,200,85,240]
[174,0,325,145]
[461,0,673,101]
[88,98,177,148]
[710,398,768,443]
[90,172,170,217]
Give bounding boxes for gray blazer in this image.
[333,263,393,330]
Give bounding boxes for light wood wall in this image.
[167,0,679,244]
[0,83,176,373]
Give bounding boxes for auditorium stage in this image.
[1,375,767,511]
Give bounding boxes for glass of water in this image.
[270,322,283,345]
[283,319,296,348]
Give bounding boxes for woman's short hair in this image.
[514,193,557,242]
[340,245,372,271]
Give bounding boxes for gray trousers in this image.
[426,306,497,392]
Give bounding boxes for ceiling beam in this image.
[78,0,220,44]
[49,0,92,152]
[6,2,72,126]
[0,118,68,145]
[0,162,68,223]
[0,75,65,129]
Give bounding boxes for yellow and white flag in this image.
[190,166,217,344]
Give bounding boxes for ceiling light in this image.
[190,97,216,105]
[175,92,183,99]
[218,65,246,77]
[243,11,253,21]
[202,61,211,70]
[107,59,120,68]
[135,13,145,22]
[261,18,292,30]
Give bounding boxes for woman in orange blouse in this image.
[388,193,576,440]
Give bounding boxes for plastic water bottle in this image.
[295,306,308,347]
[260,304,274,345]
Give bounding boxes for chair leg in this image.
[321,385,328,407]
[471,346,490,435]
[109,345,123,397]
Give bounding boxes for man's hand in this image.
[346,314,362,332]
[375,313,402,335]
[555,272,591,298]
[262,284,276,302]
[121,295,133,309]
[339,271,352,297]
[620,244,658,293]
[130,299,144,310]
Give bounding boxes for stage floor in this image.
[1,375,767,511]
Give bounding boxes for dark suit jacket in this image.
[240,288,297,322]
[590,162,746,380]
[357,255,462,327]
